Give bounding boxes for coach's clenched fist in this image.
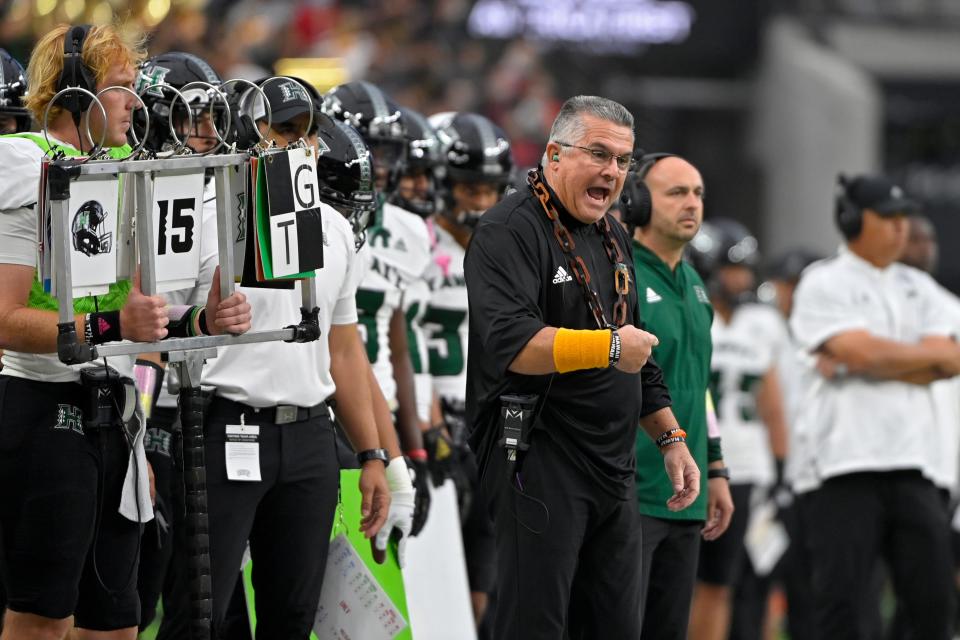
[615,325,659,373]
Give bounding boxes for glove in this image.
[767,457,793,515]
[407,456,431,536]
[423,425,455,487]
[450,442,475,524]
[376,456,415,567]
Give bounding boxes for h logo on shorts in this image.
[54,404,84,435]
[145,427,172,457]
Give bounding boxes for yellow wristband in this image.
[552,328,612,374]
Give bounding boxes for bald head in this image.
[899,214,938,274]
[638,156,704,247]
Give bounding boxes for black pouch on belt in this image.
[79,365,136,430]
[497,394,539,471]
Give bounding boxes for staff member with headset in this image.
[791,174,960,639]
[0,24,251,640]
[615,154,733,640]
[465,95,700,638]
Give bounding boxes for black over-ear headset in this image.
[619,151,676,228]
[57,24,96,124]
[835,173,863,240]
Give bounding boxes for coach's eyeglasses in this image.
[555,142,636,173]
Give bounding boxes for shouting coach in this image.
[464,95,700,638]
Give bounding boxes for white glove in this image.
[376,456,416,567]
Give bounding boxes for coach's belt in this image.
[210,397,329,425]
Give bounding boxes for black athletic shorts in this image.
[697,482,753,586]
[0,376,141,630]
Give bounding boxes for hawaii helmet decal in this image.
[71,200,113,256]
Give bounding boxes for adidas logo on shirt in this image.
[553,266,573,284]
[394,238,408,252]
[646,287,662,303]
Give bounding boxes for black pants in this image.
[157,398,340,640]
[637,515,701,640]
[769,498,819,640]
[799,470,955,640]
[483,431,643,640]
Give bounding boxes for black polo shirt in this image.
[464,180,672,499]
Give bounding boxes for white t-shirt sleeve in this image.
[0,207,37,267]
[790,265,868,353]
[0,139,44,268]
[0,138,43,211]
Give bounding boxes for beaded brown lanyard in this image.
[527,168,631,329]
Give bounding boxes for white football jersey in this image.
[711,303,790,487]
[422,222,469,405]
[405,273,433,423]
[356,202,432,408]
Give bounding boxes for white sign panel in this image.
[314,533,408,640]
[263,147,324,278]
[403,481,477,640]
[66,175,120,297]
[151,169,205,293]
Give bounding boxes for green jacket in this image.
[634,241,715,520]
[2,132,132,312]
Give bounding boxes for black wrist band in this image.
[167,306,200,339]
[198,307,210,336]
[88,310,122,345]
[608,328,621,367]
[357,448,390,467]
[707,467,731,480]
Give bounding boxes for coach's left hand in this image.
[662,442,700,512]
[205,266,252,335]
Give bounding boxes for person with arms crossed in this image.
[465,95,700,639]
[791,174,960,640]
[878,213,960,640]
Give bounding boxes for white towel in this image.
[119,408,155,523]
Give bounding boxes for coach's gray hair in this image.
[548,95,634,148]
